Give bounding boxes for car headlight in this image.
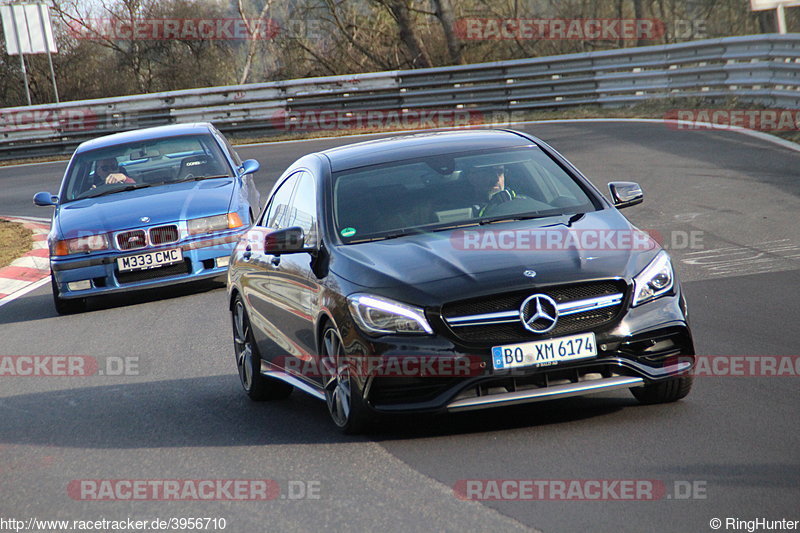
[347,294,433,335]
[632,250,674,306]
[54,234,109,256]
[187,213,243,235]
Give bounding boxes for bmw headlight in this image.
[54,234,109,256]
[347,294,433,335]
[632,250,674,306]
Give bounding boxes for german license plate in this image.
[492,332,597,371]
[117,248,182,272]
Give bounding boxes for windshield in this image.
[332,145,600,243]
[61,134,233,203]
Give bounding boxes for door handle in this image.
[243,245,252,261]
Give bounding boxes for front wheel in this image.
[51,273,86,315]
[231,294,293,401]
[631,375,693,404]
[321,324,374,434]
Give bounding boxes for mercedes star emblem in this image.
[520,294,559,334]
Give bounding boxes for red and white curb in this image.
[0,216,51,307]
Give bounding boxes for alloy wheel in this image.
[233,298,254,391]
[322,327,351,427]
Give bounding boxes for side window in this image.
[261,172,300,229]
[286,171,318,246]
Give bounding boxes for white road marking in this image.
[681,239,800,276]
[10,255,49,270]
[6,215,52,223]
[0,276,50,309]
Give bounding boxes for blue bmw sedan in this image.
[34,123,261,314]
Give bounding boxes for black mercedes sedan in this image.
[227,129,694,433]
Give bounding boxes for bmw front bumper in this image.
[51,231,244,299]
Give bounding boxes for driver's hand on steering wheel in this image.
[105,173,131,184]
[487,189,514,207]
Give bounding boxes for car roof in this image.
[320,129,535,172]
[75,123,215,153]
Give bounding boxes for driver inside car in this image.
[466,165,517,216]
[94,158,135,186]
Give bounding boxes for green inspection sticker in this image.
[340,227,356,237]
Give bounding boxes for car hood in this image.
[330,209,661,305]
[55,179,235,238]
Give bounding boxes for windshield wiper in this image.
[478,213,556,225]
[173,174,233,183]
[348,228,424,244]
[430,221,485,232]
[82,183,152,199]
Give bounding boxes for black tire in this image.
[321,324,374,434]
[51,273,86,315]
[631,375,693,404]
[231,294,293,401]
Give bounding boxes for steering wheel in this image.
[75,182,118,199]
[482,192,532,215]
[481,194,558,217]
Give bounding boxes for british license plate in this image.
[117,248,183,272]
[492,332,597,371]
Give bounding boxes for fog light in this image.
[67,280,91,291]
[215,256,230,268]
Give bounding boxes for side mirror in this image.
[265,226,311,255]
[608,182,643,209]
[239,159,260,176]
[33,191,58,206]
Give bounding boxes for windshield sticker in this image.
[341,227,356,238]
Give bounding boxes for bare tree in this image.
[236,0,274,85]
[2,0,782,107]
[432,0,463,64]
[632,0,647,46]
[375,0,432,68]
[321,0,395,70]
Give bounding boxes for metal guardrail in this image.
[0,33,798,160]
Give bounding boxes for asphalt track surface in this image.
[1,122,798,532]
